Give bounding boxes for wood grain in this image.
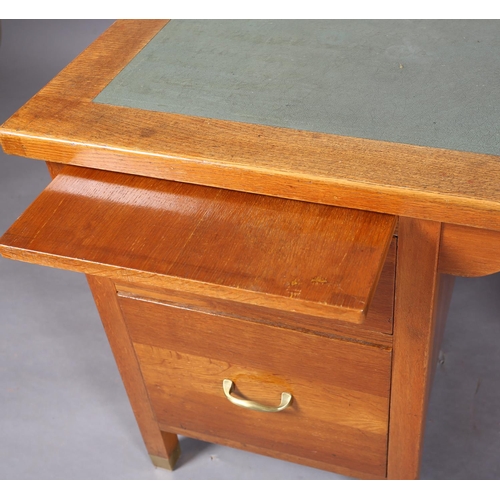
[439,223,500,277]
[0,165,395,324]
[118,295,391,477]
[120,296,392,397]
[0,17,495,479]
[115,237,395,347]
[158,424,384,480]
[114,236,396,348]
[387,218,442,480]
[1,22,500,230]
[85,275,180,468]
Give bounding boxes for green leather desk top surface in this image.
[94,20,500,156]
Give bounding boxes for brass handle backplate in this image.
[222,379,292,413]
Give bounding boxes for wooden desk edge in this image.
[2,20,500,231]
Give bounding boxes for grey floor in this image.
[0,20,499,480]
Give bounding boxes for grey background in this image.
[0,20,499,480]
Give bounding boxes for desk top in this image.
[2,20,500,231]
[95,20,500,157]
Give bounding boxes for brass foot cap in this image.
[149,443,181,471]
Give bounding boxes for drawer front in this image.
[119,295,392,478]
[1,165,396,326]
[116,237,397,343]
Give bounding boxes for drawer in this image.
[118,294,392,479]
[0,165,396,330]
[115,235,396,342]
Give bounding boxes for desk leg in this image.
[387,218,442,479]
[87,275,181,470]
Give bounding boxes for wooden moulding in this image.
[0,164,395,325]
[1,22,500,231]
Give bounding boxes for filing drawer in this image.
[118,293,392,478]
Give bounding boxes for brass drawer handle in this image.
[222,379,292,413]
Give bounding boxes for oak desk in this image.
[1,20,500,480]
